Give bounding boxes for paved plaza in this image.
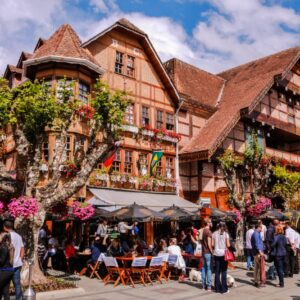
[38,264,300,300]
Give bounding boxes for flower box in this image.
[122,124,139,134]
[96,174,109,181]
[141,130,155,137]
[162,135,179,143]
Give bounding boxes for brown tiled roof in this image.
[30,24,101,68]
[3,64,23,79]
[16,51,32,68]
[180,46,300,158]
[116,18,146,35]
[164,58,225,108]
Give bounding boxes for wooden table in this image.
[182,253,203,270]
[78,252,91,276]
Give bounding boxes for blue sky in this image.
[1,0,300,74]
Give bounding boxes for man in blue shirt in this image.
[251,223,265,288]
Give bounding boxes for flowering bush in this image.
[8,196,39,219]
[233,209,242,224]
[0,201,4,214]
[61,161,80,178]
[140,125,181,143]
[71,201,94,220]
[76,104,94,121]
[246,196,272,217]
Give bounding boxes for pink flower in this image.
[8,196,39,219]
[71,201,94,220]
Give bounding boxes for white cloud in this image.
[1,0,300,75]
[192,0,300,72]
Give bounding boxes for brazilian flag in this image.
[150,150,164,176]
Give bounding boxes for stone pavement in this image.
[38,264,300,300]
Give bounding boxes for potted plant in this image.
[71,201,94,220]
[61,161,80,178]
[95,169,109,186]
[75,104,94,121]
[110,171,122,188]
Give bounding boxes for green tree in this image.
[0,77,129,283]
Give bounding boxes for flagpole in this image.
[175,98,185,195]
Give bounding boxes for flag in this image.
[102,141,121,170]
[150,150,164,175]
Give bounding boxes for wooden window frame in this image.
[166,112,175,131]
[124,150,133,174]
[125,103,135,125]
[138,152,148,176]
[115,51,124,74]
[166,156,175,178]
[141,105,150,127]
[111,148,121,172]
[156,110,164,129]
[78,81,90,103]
[126,55,135,77]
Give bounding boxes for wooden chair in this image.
[167,254,178,280]
[127,257,148,288]
[146,256,164,284]
[88,253,106,280]
[103,256,126,287]
[157,253,169,282]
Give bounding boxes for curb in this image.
[36,287,86,300]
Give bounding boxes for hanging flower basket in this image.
[246,196,272,217]
[8,196,39,219]
[0,201,4,214]
[61,161,80,178]
[71,201,94,220]
[76,104,95,121]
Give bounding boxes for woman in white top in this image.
[212,222,230,294]
[167,238,186,280]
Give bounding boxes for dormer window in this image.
[115,51,123,74]
[78,81,90,103]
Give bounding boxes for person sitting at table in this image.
[64,239,81,274]
[177,230,186,249]
[94,234,109,253]
[107,238,124,257]
[153,239,168,256]
[168,238,186,281]
[132,221,139,237]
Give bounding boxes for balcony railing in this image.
[265,147,300,164]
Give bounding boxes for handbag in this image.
[224,249,235,262]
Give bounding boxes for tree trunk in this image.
[16,208,49,285]
[235,217,245,257]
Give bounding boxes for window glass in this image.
[138,153,148,176]
[124,150,133,174]
[111,149,121,172]
[156,110,163,129]
[125,104,134,125]
[78,81,90,103]
[166,157,174,179]
[56,78,73,102]
[166,113,174,130]
[142,106,150,126]
[115,51,123,74]
[127,56,135,77]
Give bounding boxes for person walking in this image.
[212,222,230,294]
[271,225,286,288]
[245,224,255,270]
[251,223,265,288]
[200,219,213,291]
[0,232,14,300]
[3,220,24,300]
[285,221,297,278]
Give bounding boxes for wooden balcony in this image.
[265,147,300,163]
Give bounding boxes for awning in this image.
[88,188,199,212]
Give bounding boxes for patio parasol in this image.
[106,202,167,222]
[209,207,236,221]
[159,205,193,221]
[259,209,287,221]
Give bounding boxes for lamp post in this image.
[23,259,36,300]
[175,97,185,195]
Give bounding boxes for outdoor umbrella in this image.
[260,209,286,220]
[160,205,193,221]
[106,202,167,222]
[209,207,237,221]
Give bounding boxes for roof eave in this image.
[23,55,105,75]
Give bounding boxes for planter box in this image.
[162,135,179,143]
[141,130,155,137]
[165,186,176,192]
[122,124,139,134]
